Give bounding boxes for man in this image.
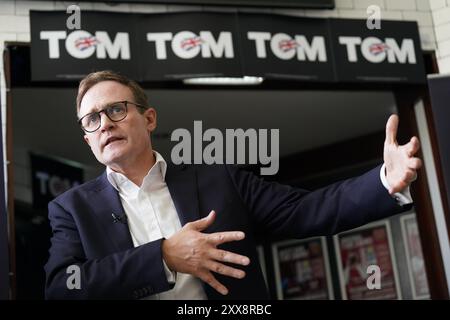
[44,71,422,300]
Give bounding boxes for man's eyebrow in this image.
[84,101,118,114]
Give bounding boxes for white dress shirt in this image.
[107,151,207,300]
[107,152,412,299]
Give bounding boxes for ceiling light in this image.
[183,76,264,86]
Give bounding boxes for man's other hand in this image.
[161,210,250,295]
[384,114,422,194]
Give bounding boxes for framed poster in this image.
[272,237,334,300]
[400,213,430,299]
[334,220,401,300]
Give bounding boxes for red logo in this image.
[180,37,203,51]
[278,39,299,52]
[75,36,99,51]
[369,42,390,55]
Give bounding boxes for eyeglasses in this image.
[78,100,148,133]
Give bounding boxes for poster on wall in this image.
[30,153,83,210]
[334,220,401,300]
[400,213,430,299]
[272,237,334,300]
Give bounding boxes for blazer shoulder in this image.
[51,171,108,205]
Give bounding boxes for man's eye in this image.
[87,114,98,125]
[110,105,123,114]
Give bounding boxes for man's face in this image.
[79,81,156,168]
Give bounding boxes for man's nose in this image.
[99,112,115,132]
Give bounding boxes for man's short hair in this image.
[76,70,149,116]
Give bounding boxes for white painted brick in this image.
[432,7,450,26]
[386,0,417,10]
[17,33,30,42]
[0,33,17,48]
[272,9,306,17]
[130,4,168,13]
[92,2,131,12]
[166,5,202,12]
[54,1,94,10]
[338,9,367,19]
[402,11,433,26]
[15,0,55,15]
[435,22,450,41]
[0,15,29,33]
[416,0,431,10]
[303,9,339,18]
[437,55,450,73]
[419,26,437,50]
[429,0,447,9]
[0,0,15,15]
[438,38,450,57]
[353,0,385,9]
[382,11,403,20]
[335,0,353,8]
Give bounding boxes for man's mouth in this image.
[103,136,124,149]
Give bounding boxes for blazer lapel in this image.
[165,164,200,226]
[88,172,134,252]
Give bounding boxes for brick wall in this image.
[431,0,450,72]
[0,0,448,204]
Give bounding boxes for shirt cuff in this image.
[162,259,177,285]
[380,163,413,205]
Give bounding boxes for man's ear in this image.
[84,134,91,147]
[144,107,157,133]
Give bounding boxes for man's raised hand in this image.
[384,114,422,194]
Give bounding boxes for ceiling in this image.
[12,88,396,176]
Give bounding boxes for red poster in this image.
[335,221,400,300]
[273,238,333,300]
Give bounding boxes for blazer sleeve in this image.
[225,164,410,239]
[44,200,173,300]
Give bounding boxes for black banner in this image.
[30,11,426,84]
[329,19,425,83]
[74,0,335,9]
[30,154,83,210]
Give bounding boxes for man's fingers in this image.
[406,136,420,157]
[385,114,399,145]
[204,261,246,279]
[207,231,245,245]
[408,157,422,170]
[389,170,417,194]
[211,249,250,266]
[186,210,216,231]
[389,180,408,195]
[199,272,229,295]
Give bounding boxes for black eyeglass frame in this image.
[78,100,148,133]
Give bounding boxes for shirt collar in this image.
[106,150,167,192]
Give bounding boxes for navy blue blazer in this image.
[44,164,408,299]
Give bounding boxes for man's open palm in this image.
[384,114,422,194]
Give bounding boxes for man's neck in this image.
[109,150,156,187]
